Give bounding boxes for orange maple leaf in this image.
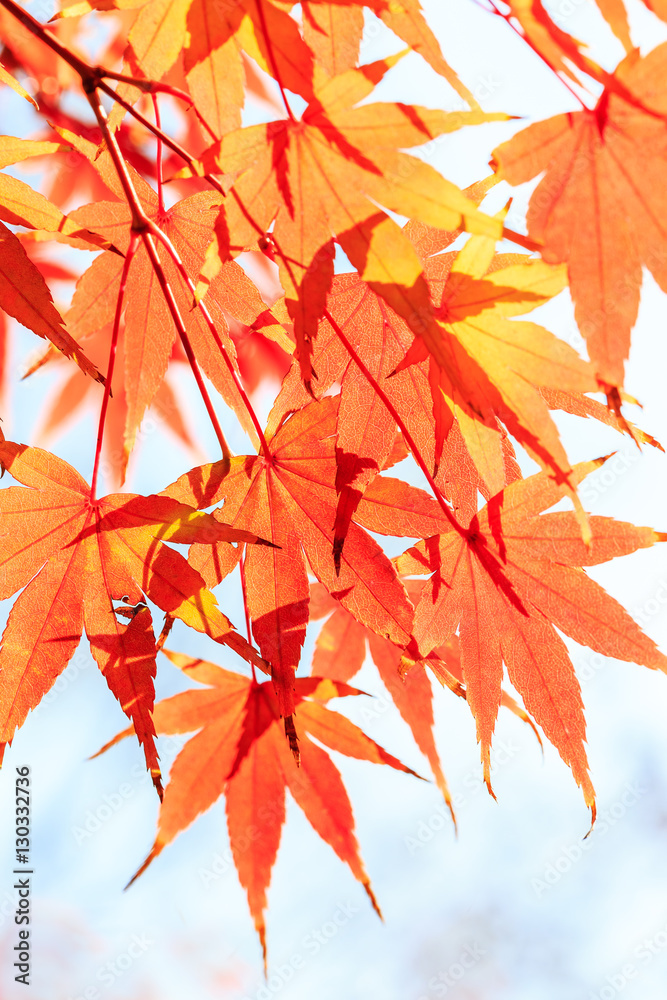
[194,53,506,383]
[397,458,667,808]
[0,221,101,382]
[67,181,282,469]
[308,576,543,823]
[269,218,599,561]
[0,441,269,783]
[493,42,667,389]
[99,648,422,964]
[162,397,418,727]
[309,580,455,815]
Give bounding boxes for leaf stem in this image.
[85,81,150,230]
[243,201,462,533]
[324,307,464,536]
[97,70,218,139]
[485,0,588,109]
[82,85,233,460]
[90,232,139,502]
[152,94,165,216]
[145,219,273,461]
[140,230,232,459]
[239,551,257,681]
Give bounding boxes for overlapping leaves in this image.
[397,459,667,805]
[98,648,422,963]
[0,441,268,787]
[0,0,666,970]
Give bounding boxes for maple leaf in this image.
[123,0,481,133]
[162,396,418,729]
[393,228,598,513]
[493,42,667,388]
[68,181,280,470]
[0,441,270,783]
[269,216,598,560]
[99,647,422,963]
[302,2,364,77]
[26,326,200,491]
[309,580,455,815]
[503,0,609,85]
[0,221,102,382]
[308,574,543,820]
[193,53,507,383]
[396,458,667,807]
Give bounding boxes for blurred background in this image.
[2,1,667,998]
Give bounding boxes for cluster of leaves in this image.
[0,0,666,964]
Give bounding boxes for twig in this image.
[239,552,257,682]
[145,218,273,460]
[152,94,165,216]
[90,232,139,502]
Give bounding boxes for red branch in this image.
[90,232,139,502]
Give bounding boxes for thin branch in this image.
[90,232,139,502]
[239,552,257,682]
[83,85,233,460]
[485,0,588,109]
[0,0,89,76]
[152,94,165,216]
[145,218,273,461]
[85,84,149,229]
[94,69,219,141]
[95,77,223,175]
[140,230,232,459]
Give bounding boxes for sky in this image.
[2,1,667,999]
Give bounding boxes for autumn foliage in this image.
[0,0,666,965]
